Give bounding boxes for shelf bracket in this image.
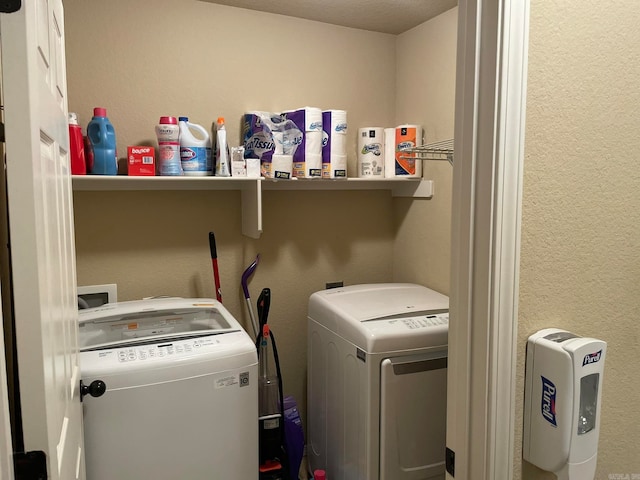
[392,179,434,198]
[241,179,262,238]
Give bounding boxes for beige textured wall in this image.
[516,1,640,478]
[73,189,395,428]
[393,8,457,294]
[64,0,399,429]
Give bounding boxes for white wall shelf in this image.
[71,176,433,238]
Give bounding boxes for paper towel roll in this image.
[322,110,348,178]
[324,154,347,179]
[394,124,423,177]
[272,154,293,179]
[304,131,323,177]
[284,107,323,178]
[384,128,396,178]
[331,132,347,157]
[357,127,384,177]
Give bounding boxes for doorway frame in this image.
[447,0,530,479]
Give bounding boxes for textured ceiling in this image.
[197,0,458,35]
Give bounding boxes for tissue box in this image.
[127,146,155,176]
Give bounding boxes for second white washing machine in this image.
[307,283,449,480]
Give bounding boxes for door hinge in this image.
[445,447,455,477]
[0,1,20,13]
[0,122,4,143]
[14,451,47,480]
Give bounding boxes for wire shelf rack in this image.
[400,139,454,165]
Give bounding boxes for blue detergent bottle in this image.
[87,107,118,175]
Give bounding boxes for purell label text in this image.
[583,349,602,366]
[541,376,557,427]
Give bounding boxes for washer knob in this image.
[80,380,106,401]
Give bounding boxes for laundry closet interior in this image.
[65,0,457,430]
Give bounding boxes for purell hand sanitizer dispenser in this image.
[523,328,606,480]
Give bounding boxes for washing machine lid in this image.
[308,283,449,352]
[78,297,242,351]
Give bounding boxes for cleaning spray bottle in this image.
[215,117,231,177]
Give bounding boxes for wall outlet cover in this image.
[77,283,117,308]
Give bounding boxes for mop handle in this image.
[245,297,259,339]
[241,255,260,337]
[209,232,222,303]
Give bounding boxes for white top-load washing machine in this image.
[307,283,449,480]
[79,298,258,480]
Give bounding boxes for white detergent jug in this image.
[179,117,212,176]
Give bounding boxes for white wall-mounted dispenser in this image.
[523,328,607,480]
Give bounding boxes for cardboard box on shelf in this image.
[127,146,156,176]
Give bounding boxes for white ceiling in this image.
[198,0,458,35]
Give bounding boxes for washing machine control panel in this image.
[115,336,220,363]
[363,312,449,336]
[399,312,449,330]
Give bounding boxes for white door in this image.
[1,1,84,479]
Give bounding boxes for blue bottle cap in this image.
[179,116,188,122]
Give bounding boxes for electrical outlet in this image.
[77,283,117,309]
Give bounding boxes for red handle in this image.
[209,232,222,303]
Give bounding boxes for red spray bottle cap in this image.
[313,470,326,480]
[159,116,178,124]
